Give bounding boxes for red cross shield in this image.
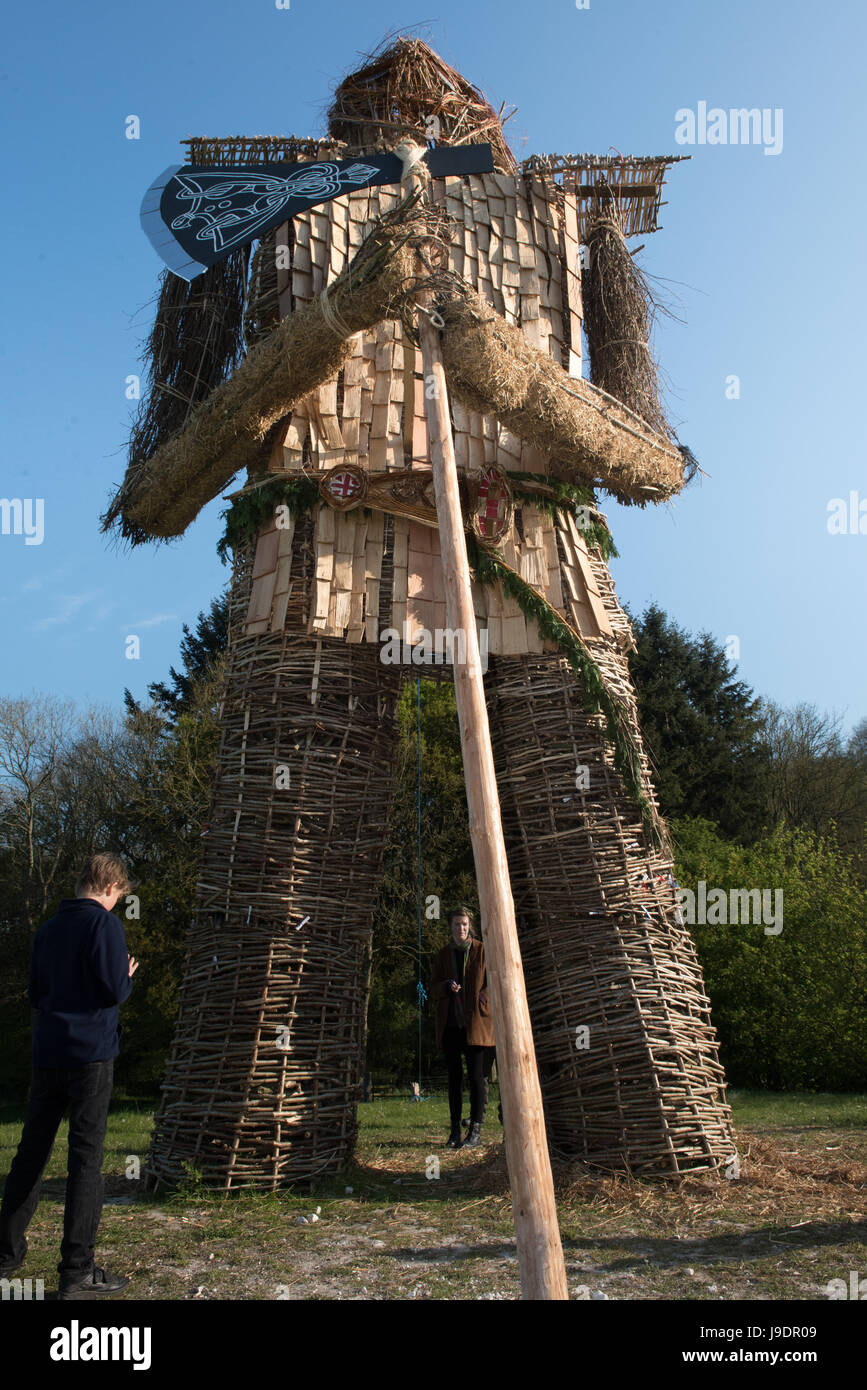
[319,464,368,511]
[470,467,513,542]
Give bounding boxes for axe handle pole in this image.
[417,308,568,1301]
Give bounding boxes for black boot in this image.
[463,1121,483,1148]
[58,1266,130,1300]
[446,1122,463,1148]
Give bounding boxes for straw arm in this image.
[435,286,686,505]
[101,204,422,543]
[103,193,684,544]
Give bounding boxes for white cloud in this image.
[126,613,178,629]
[36,591,103,630]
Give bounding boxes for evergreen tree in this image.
[123,591,230,727]
[627,603,770,840]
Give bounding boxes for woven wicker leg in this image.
[143,529,402,1191]
[486,649,735,1176]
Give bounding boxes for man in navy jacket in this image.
[0,853,138,1299]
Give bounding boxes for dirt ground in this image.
[7,1092,865,1301]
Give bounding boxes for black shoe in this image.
[463,1122,483,1148]
[0,1255,24,1277]
[58,1266,130,1300]
[445,1125,463,1148]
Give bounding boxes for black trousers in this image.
[443,1027,495,1126]
[0,1058,114,1277]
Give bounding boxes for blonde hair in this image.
[75,853,132,898]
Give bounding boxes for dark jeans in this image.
[443,1027,495,1126]
[0,1058,114,1277]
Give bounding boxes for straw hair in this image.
[126,249,251,497]
[327,35,517,174]
[582,201,670,437]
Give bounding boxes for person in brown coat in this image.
[430,907,496,1148]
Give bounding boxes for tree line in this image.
[0,596,864,1099]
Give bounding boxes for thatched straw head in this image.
[582,201,671,441]
[327,35,517,173]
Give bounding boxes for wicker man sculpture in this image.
[104,39,735,1190]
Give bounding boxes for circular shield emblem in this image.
[319,464,368,511]
[470,467,513,542]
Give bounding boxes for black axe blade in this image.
[140,144,495,280]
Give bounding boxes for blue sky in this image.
[1,0,864,735]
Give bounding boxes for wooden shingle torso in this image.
[244,173,621,655]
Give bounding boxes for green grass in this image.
[1,1089,865,1300]
[726,1089,867,1128]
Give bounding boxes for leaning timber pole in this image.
[419,317,568,1300]
[405,160,568,1301]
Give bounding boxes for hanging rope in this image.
[415,678,427,1097]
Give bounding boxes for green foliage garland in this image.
[218,470,617,565]
[466,531,660,843]
[216,475,323,564]
[503,471,619,563]
[216,472,650,836]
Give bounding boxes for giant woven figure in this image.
[105,39,734,1189]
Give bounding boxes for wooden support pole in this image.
[417,305,569,1301]
[398,150,566,1297]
